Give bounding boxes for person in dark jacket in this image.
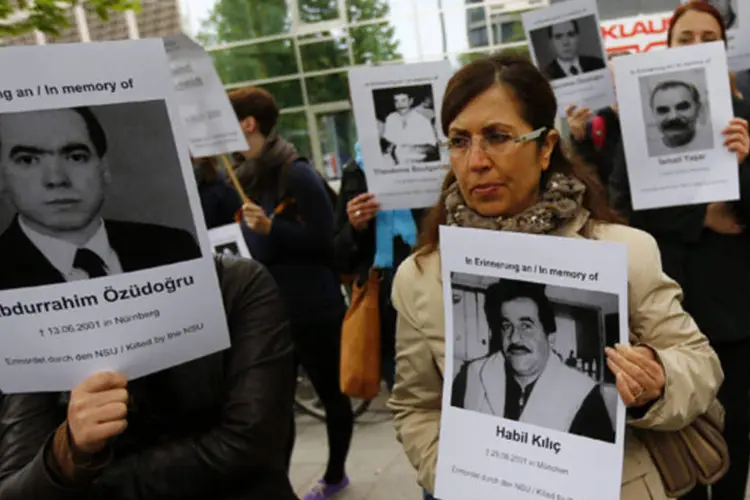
[565,51,630,190]
[228,87,352,500]
[193,157,242,229]
[608,4,750,499]
[0,256,299,500]
[333,142,425,391]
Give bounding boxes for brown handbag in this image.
[635,400,729,498]
[339,270,381,400]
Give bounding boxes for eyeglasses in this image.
[443,127,547,159]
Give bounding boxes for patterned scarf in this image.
[444,172,588,234]
[354,143,418,269]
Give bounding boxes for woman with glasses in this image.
[608,3,750,499]
[387,52,723,500]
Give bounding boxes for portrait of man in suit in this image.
[543,19,606,81]
[0,106,201,290]
[451,279,615,443]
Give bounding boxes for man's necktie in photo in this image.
[74,248,107,278]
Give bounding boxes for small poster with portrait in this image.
[522,0,615,117]
[435,226,627,500]
[348,61,453,211]
[209,223,252,259]
[0,39,230,394]
[613,41,739,210]
[679,0,750,72]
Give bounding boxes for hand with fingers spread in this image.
[67,371,129,456]
[347,192,380,231]
[565,104,593,142]
[605,344,665,408]
[723,117,750,165]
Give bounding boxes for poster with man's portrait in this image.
[209,223,252,259]
[0,39,230,394]
[522,0,615,116]
[349,61,453,211]
[613,41,739,210]
[434,226,627,500]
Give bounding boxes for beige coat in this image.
[387,216,724,500]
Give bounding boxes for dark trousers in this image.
[681,339,750,500]
[379,269,398,391]
[287,315,354,484]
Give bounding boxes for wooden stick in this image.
[219,154,250,205]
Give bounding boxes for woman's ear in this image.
[539,129,559,172]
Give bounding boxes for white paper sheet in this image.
[348,61,453,210]
[614,41,739,209]
[0,39,230,393]
[209,223,252,259]
[523,0,616,117]
[436,226,627,500]
[163,34,248,158]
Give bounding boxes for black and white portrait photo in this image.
[0,101,202,290]
[214,242,239,257]
[450,274,618,444]
[372,84,440,166]
[639,69,714,158]
[529,15,606,81]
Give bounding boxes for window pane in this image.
[496,19,526,44]
[210,39,298,84]
[299,0,340,23]
[299,36,350,71]
[347,0,395,22]
[277,112,312,160]
[260,79,305,109]
[197,0,290,44]
[351,22,402,64]
[466,6,488,48]
[316,110,357,180]
[306,72,350,104]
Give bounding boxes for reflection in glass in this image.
[259,79,306,109]
[316,111,357,180]
[306,72,350,104]
[351,22,401,64]
[277,112,313,160]
[299,35,351,72]
[299,0,340,23]
[209,40,298,84]
[198,0,290,44]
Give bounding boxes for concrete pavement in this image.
[290,395,421,500]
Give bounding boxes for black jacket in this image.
[571,106,621,189]
[0,218,201,290]
[608,97,750,344]
[0,257,298,500]
[333,160,425,281]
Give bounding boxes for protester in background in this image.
[334,141,425,391]
[192,156,242,229]
[607,3,750,499]
[389,52,722,500]
[0,255,299,500]
[565,51,630,189]
[228,87,353,500]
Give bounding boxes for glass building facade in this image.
[2,0,678,180]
